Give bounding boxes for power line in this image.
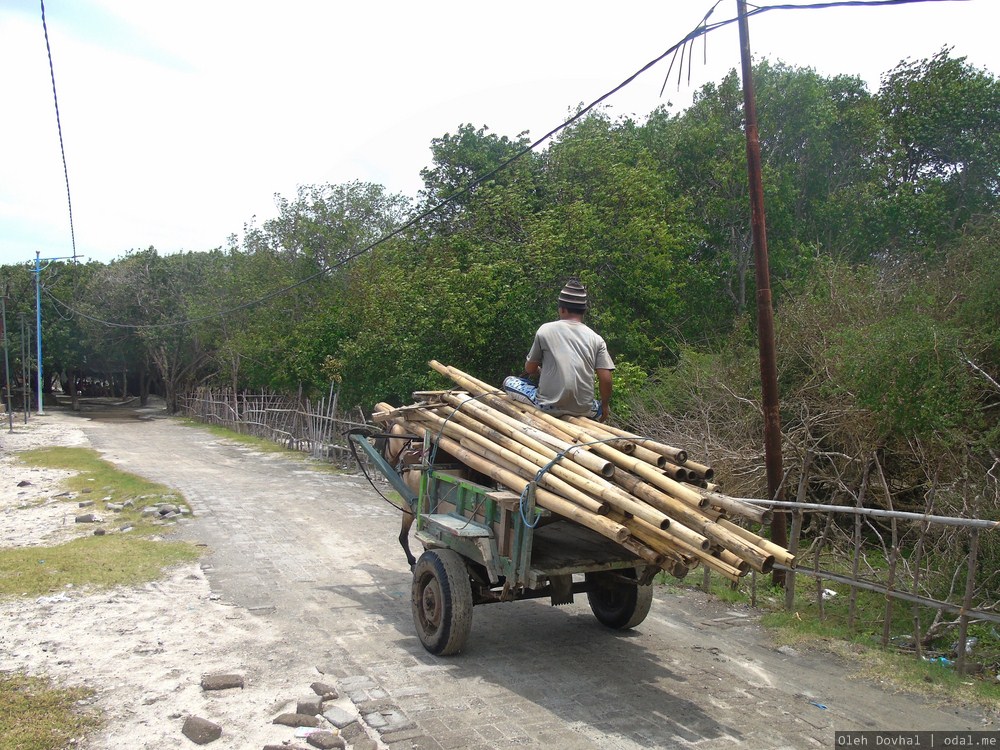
[39,0,78,259]
[42,0,964,332]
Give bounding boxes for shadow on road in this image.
[54,398,170,424]
[321,563,741,747]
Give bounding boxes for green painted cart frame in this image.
[350,430,657,655]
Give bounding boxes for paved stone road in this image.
[74,408,989,750]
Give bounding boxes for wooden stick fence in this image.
[732,497,999,673]
[177,387,371,469]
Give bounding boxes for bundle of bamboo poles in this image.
[371,361,794,583]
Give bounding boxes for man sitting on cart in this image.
[504,278,614,423]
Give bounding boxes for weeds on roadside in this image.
[0,673,100,750]
[0,535,200,597]
[178,418,350,474]
[18,447,188,527]
[655,568,1000,710]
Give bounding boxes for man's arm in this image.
[522,360,541,380]
[596,368,613,422]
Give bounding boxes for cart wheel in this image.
[586,569,653,630]
[411,549,473,655]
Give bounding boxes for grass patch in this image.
[0,535,200,597]
[18,447,187,525]
[5,447,201,597]
[0,673,101,750]
[177,418,299,454]
[763,608,1000,708]
[660,568,1000,709]
[178,418,348,473]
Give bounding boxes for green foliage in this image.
[1,50,995,464]
[608,360,647,423]
[831,312,974,440]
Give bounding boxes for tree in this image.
[875,48,1000,254]
[251,181,411,272]
[90,248,220,412]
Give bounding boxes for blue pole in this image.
[35,251,43,415]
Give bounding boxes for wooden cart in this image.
[350,430,658,655]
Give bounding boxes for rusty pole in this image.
[736,0,787,582]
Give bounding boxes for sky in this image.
[1,0,997,267]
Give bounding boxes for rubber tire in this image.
[411,549,473,655]
[586,569,653,630]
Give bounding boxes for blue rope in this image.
[517,436,627,528]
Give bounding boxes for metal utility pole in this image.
[31,250,76,415]
[736,0,788,572]
[34,251,43,414]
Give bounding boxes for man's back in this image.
[528,319,613,415]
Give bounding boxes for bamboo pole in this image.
[695,488,772,524]
[435,363,590,450]
[613,514,690,567]
[420,394,720,553]
[619,514,745,583]
[717,519,794,568]
[565,418,652,463]
[618,536,667,568]
[667,536,745,583]
[441,406,697,533]
[503,399,711,513]
[455,435,609,516]
[431,404,604,486]
[418,411,674,530]
[573,417,689,465]
[441,392,615,478]
[608,509,710,553]
[682,459,715,481]
[412,364,795,573]
[403,421,630,544]
[561,417,637,453]
[611,470,769,567]
[660,462,691,482]
[700,524,774,574]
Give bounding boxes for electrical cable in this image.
[39,5,726,331]
[40,0,78,258]
[39,0,964,332]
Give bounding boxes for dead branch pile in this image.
[373,362,795,582]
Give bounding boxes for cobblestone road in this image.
[74,408,989,750]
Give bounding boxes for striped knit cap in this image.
[557,279,588,310]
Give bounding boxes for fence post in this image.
[848,459,871,631]
[876,457,899,648]
[814,513,833,621]
[956,528,979,675]
[785,452,811,611]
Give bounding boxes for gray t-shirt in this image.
[526,320,615,416]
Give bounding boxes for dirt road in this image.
[58,405,995,748]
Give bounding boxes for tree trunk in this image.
[67,369,80,411]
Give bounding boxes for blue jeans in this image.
[502,376,602,419]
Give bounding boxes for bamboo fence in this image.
[177,386,371,469]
